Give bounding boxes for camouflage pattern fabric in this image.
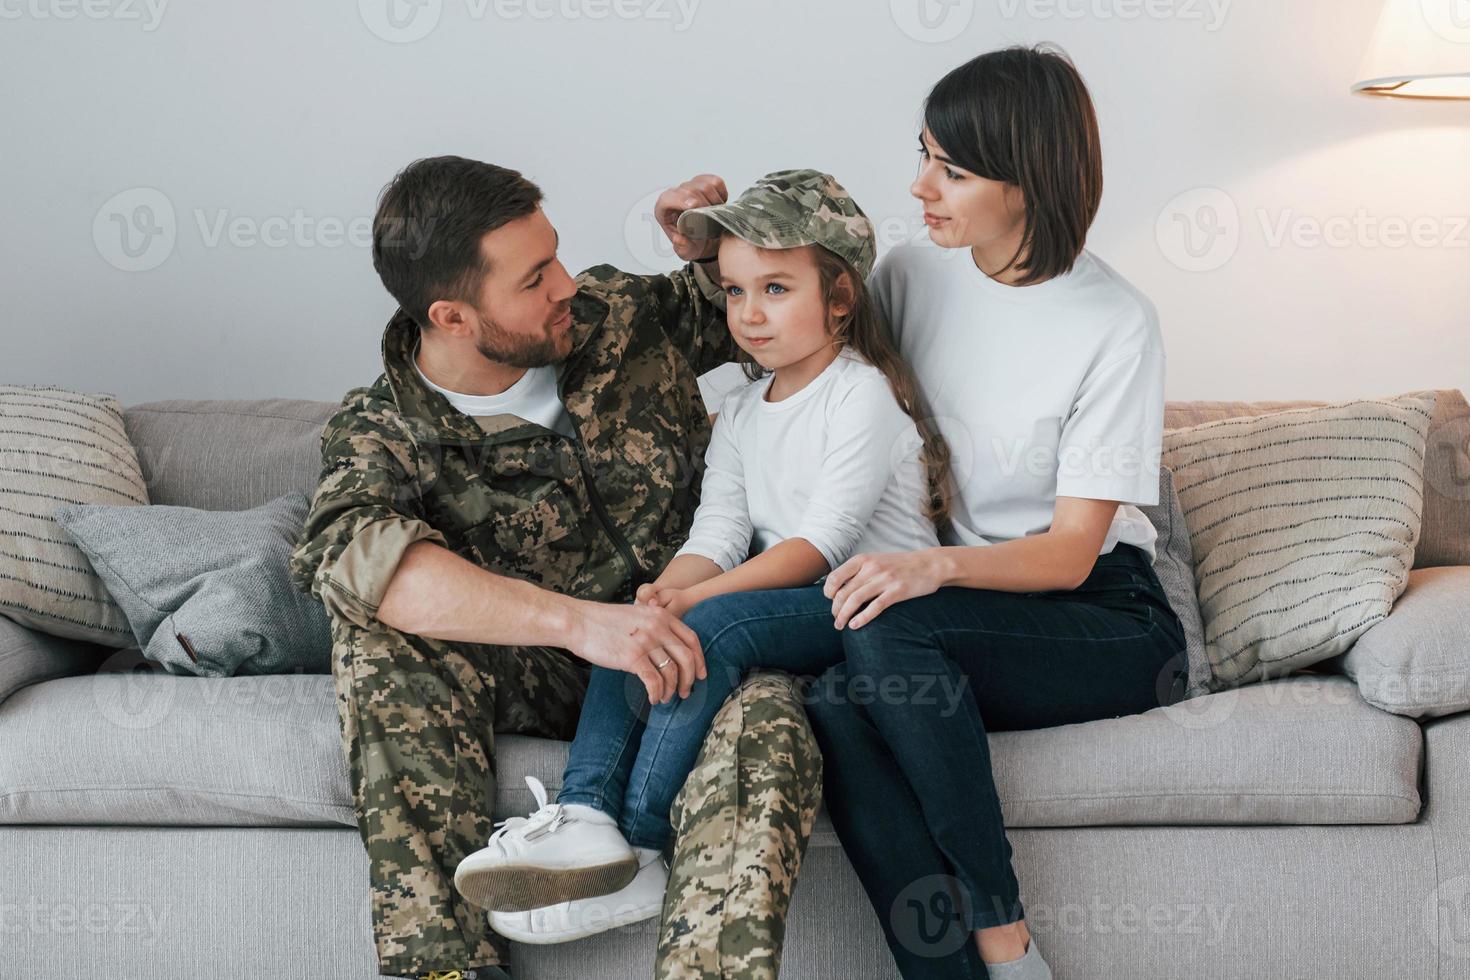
[289,263,732,623]
[289,261,824,978]
[330,613,588,976]
[656,671,824,980]
[675,169,877,279]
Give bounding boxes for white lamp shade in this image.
[1352,0,1470,98]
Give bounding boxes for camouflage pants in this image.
[330,614,588,977]
[656,671,824,980]
[332,614,823,979]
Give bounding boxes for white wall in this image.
[2,0,1466,407]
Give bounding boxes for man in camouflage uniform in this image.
[288,155,820,980]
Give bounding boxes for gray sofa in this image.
[2,395,1467,980]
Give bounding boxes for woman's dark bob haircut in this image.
[923,44,1102,285]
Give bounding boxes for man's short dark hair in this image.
[372,156,543,329]
[924,44,1102,285]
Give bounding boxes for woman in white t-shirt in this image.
[801,45,1189,980]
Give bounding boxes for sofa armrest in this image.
[0,615,103,706]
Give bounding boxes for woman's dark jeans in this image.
[805,542,1187,980]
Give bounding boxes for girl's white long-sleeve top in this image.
[675,349,941,574]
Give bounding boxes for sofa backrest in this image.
[1165,388,1470,570]
[120,388,1469,567]
[1165,399,1325,430]
[123,399,337,512]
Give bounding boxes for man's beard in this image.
[473,307,571,368]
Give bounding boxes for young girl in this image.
[451,168,954,943]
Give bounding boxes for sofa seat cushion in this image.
[0,672,353,827]
[0,672,1421,830]
[985,673,1421,826]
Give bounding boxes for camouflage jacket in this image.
[288,262,733,630]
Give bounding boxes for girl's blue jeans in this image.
[556,585,844,849]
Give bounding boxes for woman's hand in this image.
[654,174,728,261]
[823,549,950,630]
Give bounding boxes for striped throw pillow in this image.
[0,385,148,645]
[1162,391,1436,692]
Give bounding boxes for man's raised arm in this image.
[645,174,738,377]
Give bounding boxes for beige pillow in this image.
[0,385,148,645]
[1162,392,1436,691]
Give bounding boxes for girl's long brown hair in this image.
[733,246,956,536]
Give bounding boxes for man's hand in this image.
[655,174,728,261]
[565,599,707,704]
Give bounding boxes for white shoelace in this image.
[486,775,570,845]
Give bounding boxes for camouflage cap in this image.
[676,169,877,280]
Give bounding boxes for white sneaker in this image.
[488,849,668,945]
[452,776,638,913]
